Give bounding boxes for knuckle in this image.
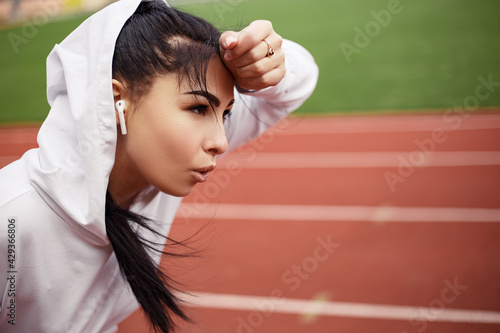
[250,20,273,36]
[274,34,283,47]
[261,75,274,87]
[249,34,263,47]
[255,19,272,28]
[252,62,266,74]
[248,48,262,62]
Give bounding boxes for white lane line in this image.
[179,292,500,324]
[218,151,500,168]
[176,204,500,222]
[278,114,500,134]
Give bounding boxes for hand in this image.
[219,20,286,91]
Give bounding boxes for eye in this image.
[190,105,208,115]
[223,110,233,121]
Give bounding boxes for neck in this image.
[108,135,148,209]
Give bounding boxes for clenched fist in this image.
[219,20,286,91]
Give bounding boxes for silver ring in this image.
[263,39,274,57]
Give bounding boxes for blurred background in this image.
[1,1,499,332]
[1,0,499,122]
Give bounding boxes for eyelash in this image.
[190,105,233,121]
[223,110,233,120]
[190,105,208,115]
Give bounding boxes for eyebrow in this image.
[185,90,235,108]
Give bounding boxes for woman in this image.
[0,0,318,332]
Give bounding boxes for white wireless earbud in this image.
[115,100,127,135]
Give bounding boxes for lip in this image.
[192,165,216,183]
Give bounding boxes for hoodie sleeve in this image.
[224,39,319,152]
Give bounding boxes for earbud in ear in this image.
[116,100,127,135]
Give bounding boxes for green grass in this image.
[0,14,90,123]
[1,0,499,123]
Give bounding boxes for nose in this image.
[205,122,228,156]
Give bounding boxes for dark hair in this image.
[107,1,222,332]
[112,0,221,101]
[105,192,190,331]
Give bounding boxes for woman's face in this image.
[114,56,235,199]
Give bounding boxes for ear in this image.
[112,79,126,100]
[112,79,128,128]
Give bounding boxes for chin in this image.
[157,184,195,198]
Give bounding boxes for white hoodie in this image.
[0,0,318,331]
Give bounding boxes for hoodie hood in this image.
[28,0,150,245]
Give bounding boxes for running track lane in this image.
[0,112,499,332]
[119,112,500,333]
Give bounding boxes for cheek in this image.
[155,123,197,164]
[125,111,202,185]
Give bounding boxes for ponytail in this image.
[105,191,190,332]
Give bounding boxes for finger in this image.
[231,37,283,68]
[234,51,285,79]
[224,20,273,61]
[230,40,271,68]
[219,31,239,63]
[238,64,286,91]
[219,31,239,51]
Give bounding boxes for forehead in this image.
[143,56,234,107]
[178,56,234,95]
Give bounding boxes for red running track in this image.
[1,112,499,332]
